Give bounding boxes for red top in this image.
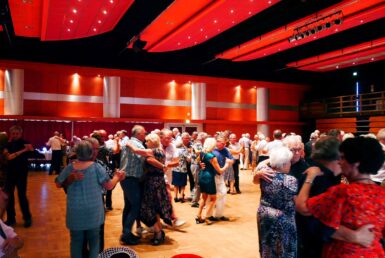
[307,183,385,258]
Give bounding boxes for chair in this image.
[98,247,139,258]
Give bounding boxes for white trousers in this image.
[206,174,227,218]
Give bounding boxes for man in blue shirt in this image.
[208,134,234,221]
[119,125,146,245]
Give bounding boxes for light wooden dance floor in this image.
[13,170,261,258]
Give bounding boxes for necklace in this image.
[349,177,374,184]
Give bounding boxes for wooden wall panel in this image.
[206,107,255,121]
[269,88,304,106]
[269,110,299,121]
[120,104,190,120]
[121,77,191,100]
[24,100,103,117]
[24,69,103,96]
[316,117,357,133]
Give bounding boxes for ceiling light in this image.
[67,28,71,32]
[230,10,234,14]
[109,0,114,3]
[353,72,358,76]
[93,28,97,32]
[97,20,102,24]
[72,9,77,14]
[103,10,108,15]
[69,19,74,23]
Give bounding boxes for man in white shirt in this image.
[228,134,242,194]
[160,129,185,227]
[47,131,64,175]
[265,129,284,155]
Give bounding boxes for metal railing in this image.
[301,91,385,118]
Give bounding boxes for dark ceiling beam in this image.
[0,0,15,46]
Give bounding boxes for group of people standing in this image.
[255,129,385,258]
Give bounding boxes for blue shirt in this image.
[213,148,233,167]
[120,137,145,178]
[55,162,110,230]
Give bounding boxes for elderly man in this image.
[119,125,146,245]
[228,134,242,194]
[47,131,65,175]
[207,134,234,221]
[160,129,185,227]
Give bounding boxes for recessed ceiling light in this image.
[67,28,71,32]
[200,28,203,32]
[268,1,272,4]
[230,10,234,14]
[103,10,107,15]
[109,0,114,3]
[177,42,181,45]
[360,20,364,23]
[205,35,208,39]
[72,9,77,14]
[371,57,375,61]
[93,28,97,32]
[214,20,217,23]
[187,36,191,39]
[336,65,339,69]
[232,21,235,24]
[69,19,74,23]
[97,20,102,24]
[248,11,252,15]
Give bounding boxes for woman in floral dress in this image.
[258,146,297,258]
[126,133,172,245]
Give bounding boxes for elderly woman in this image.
[55,141,125,258]
[125,133,173,245]
[257,146,297,258]
[297,137,385,257]
[196,137,230,225]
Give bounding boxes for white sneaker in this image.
[136,226,148,235]
[173,218,186,227]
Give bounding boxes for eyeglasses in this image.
[290,148,302,153]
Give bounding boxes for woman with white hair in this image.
[258,146,297,258]
[196,137,231,225]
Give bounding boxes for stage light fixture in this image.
[288,10,343,43]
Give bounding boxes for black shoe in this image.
[236,190,242,194]
[24,218,32,228]
[151,230,165,246]
[5,219,16,226]
[174,197,180,203]
[120,234,139,245]
[191,202,199,208]
[106,206,113,211]
[219,216,230,221]
[208,216,219,222]
[179,198,185,203]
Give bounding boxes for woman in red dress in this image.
[297,137,385,258]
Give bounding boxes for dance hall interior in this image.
[1,1,385,258]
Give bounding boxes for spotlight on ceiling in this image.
[289,10,343,43]
[334,18,343,25]
[128,35,147,53]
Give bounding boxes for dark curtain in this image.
[73,121,164,138]
[0,120,71,149]
[0,120,164,149]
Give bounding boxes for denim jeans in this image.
[70,227,100,258]
[120,177,142,236]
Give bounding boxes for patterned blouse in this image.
[307,183,385,258]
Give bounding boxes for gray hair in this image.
[311,136,340,161]
[269,146,293,170]
[203,137,216,153]
[197,132,208,141]
[160,128,172,137]
[283,135,303,147]
[75,140,94,161]
[181,132,190,138]
[131,125,144,137]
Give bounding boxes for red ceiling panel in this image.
[7,0,43,37]
[216,0,385,61]
[41,0,134,41]
[136,0,280,52]
[287,37,385,72]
